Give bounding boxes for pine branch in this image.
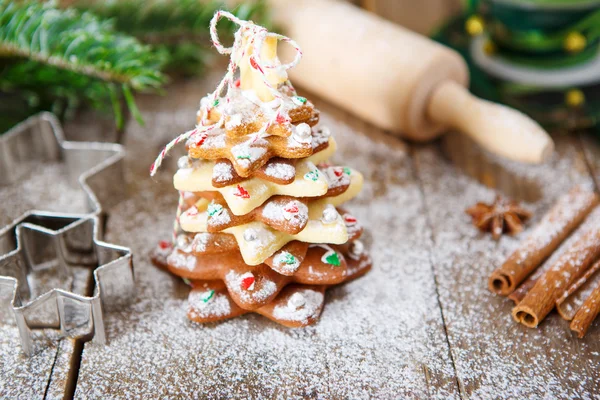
[0,1,167,129]
[66,0,271,74]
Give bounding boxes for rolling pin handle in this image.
[427,81,554,164]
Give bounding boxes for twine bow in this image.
[149,11,303,177]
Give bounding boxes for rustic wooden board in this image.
[580,133,600,190]
[0,161,90,399]
[71,79,459,398]
[414,132,600,398]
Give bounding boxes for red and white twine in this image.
[149,11,303,177]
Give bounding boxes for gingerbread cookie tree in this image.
[150,12,371,328]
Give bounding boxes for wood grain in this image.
[0,160,93,398]
[2,69,599,398]
[71,78,459,398]
[414,132,600,397]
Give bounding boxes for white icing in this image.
[272,289,324,323]
[321,205,338,224]
[292,123,312,144]
[349,240,364,260]
[243,228,258,242]
[176,234,192,252]
[177,156,192,169]
[288,292,306,309]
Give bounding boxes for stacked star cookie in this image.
[151,12,371,327]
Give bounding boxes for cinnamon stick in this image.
[557,263,600,320]
[508,261,551,304]
[570,280,600,338]
[489,186,598,296]
[512,223,600,327]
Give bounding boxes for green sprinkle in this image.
[213,99,220,107]
[201,290,215,303]
[325,252,341,267]
[304,170,319,181]
[207,203,224,217]
[283,253,297,265]
[236,155,251,160]
[293,96,307,105]
[343,167,352,176]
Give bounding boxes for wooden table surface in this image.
[1,73,599,399]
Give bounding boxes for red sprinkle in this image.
[234,185,250,199]
[284,203,299,214]
[344,215,357,224]
[333,168,344,178]
[241,276,255,290]
[234,79,241,88]
[158,240,172,249]
[195,134,207,147]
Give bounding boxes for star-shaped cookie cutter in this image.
[0,113,135,356]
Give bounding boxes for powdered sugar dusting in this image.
[73,91,458,398]
[225,270,278,303]
[415,133,600,398]
[272,289,323,323]
[212,161,234,183]
[273,251,301,274]
[264,161,295,181]
[189,290,231,318]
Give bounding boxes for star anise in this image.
[466,196,532,240]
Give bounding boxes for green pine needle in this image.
[68,0,271,74]
[0,0,167,129]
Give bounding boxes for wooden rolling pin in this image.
[268,0,554,164]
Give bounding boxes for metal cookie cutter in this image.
[0,113,135,356]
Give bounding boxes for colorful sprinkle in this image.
[282,253,297,265]
[236,155,251,160]
[195,133,208,147]
[292,96,307,105]
[158,240,172,250]
[240,273,256,291]
[284,203,299,214]
[234,79,241,87]
[333,168,344,178]
[207,203,224,217]
[343,167,352,176]
[213,99,220,107]
[323,251,341,267]
[344,214,357,225]
[200,290,215,303]
[304,169,319,181]
[234,185,250,199]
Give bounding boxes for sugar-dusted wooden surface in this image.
[70,78,458,399]
[1,75,599,398]
[416,133,600,398]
